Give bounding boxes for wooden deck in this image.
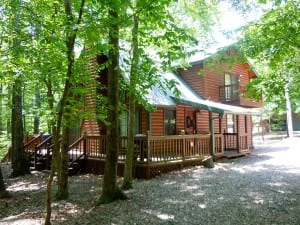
[24,132,250,178]
[75,132,248,178]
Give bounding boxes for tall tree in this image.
[98,0,127,204]
[122,0,219,189]
[240,0,300,135]
[7,0,30,177]
[45,0,86,223]
[122,0,140,190]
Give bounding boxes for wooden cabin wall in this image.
[176,105,185,133]
[140,108,149,134]
[80,55,101,136]
[226,63,262,108]
[80,54,111,136]
[203,66,224,101]
[232,63,250,88]
[196,110,210,134]
[151,108,164,136]
[178,62,255,103]
[177,64,205,97]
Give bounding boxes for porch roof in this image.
[148,72,261,116]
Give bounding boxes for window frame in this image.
[164,109,176,135]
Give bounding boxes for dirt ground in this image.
[0,136,300,225]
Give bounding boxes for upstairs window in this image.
[224,73,239,101]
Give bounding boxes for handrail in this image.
[67,136,86,169]
[36,135,52,149]
[69,136,84,149]
[24,134,42,149]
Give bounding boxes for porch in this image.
[68,132,249,179]
[22,130,250,179]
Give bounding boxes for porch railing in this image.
[25,133,230,166]
[238,134,249,153]
[68,136,86,164]
[214,134,224,155]
[83,133,222,163]
[148,134,211,162]
[223,133,249,153]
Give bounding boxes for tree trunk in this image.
[284,79,293,138]
[44,0,85,223]
[0,85,3,133]
[34,88,41,134]
[123,8,139,190]
[44,165,55,225]
[98,6,126,204]
[10,0,29,178]
[56,116,70,200]
[11,78,29,177]
[0,166,10,198]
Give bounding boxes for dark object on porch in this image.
[202,156,214,168]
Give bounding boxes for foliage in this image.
[240,0,300,115]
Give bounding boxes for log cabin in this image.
[24,47,262,178]
[76,47,262,178]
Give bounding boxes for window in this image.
[165,109,176,135]
[120,111,128,136]
[224,73,239,101]
[227,114,235,133]
[120,109,140,136]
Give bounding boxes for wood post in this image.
[236,115,240,153]
[146,131,151,179]
[209,112,215,156]
[34,145,37,169]
[83,132,87,159]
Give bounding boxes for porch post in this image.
[146,131,151,179]
[83,132,87,159]
[209,112,215,156]
[236,115,240,153]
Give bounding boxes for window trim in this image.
[164,109,176,135]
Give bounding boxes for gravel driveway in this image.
[1,137,300,225]
[87,137,300,225]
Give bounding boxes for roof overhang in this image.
[172,97,261,116]
[147,72,261,116]
[171,97,224,115]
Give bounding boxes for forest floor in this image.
[0,134,300,225]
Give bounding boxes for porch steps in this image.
[24,136,84,176]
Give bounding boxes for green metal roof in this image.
[147,72,261,116]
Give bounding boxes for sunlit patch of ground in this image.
[0,217,43,225]
[254,137,300,174]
